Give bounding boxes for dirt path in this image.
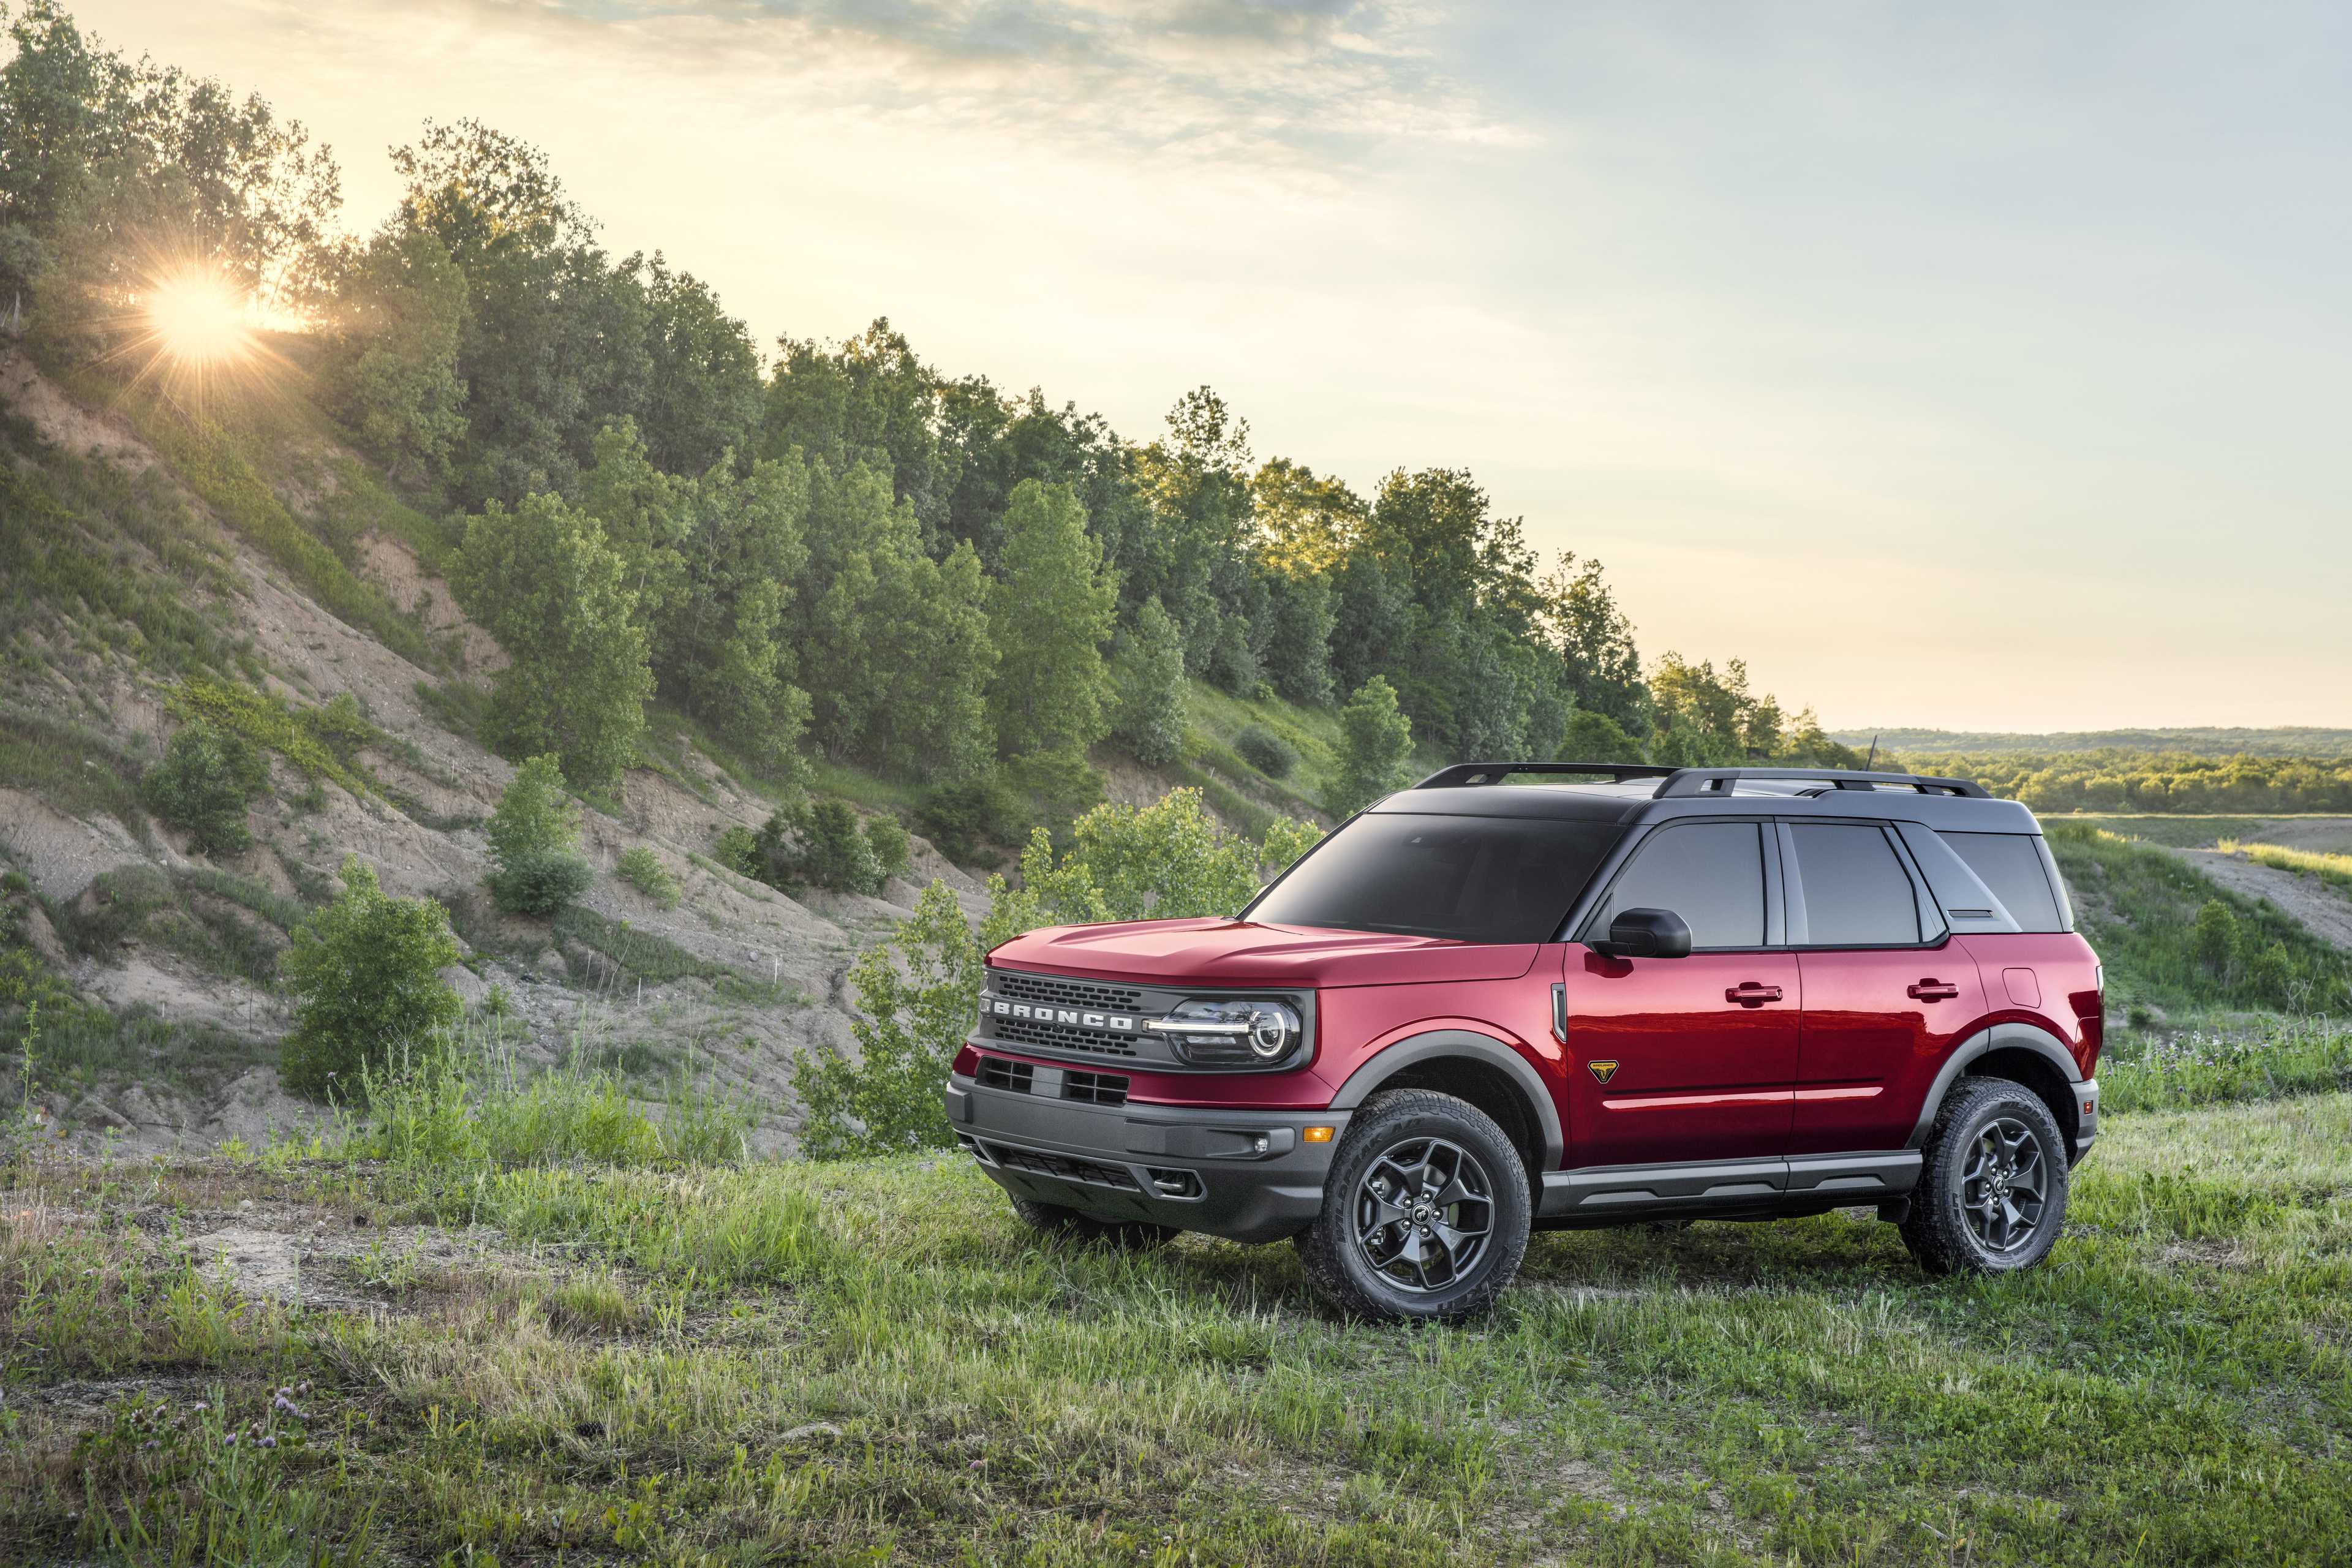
[2184,849,2352,954]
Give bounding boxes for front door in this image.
[1561,820,1799,1167]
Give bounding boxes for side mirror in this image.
[1595,907,1692,960]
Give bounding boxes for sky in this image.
[62,0,2352,733]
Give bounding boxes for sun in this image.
[143,270,255,368]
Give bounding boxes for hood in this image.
[986,917,1540,989]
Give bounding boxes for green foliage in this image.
[793,880,977,1158]
[1328,676,1414,816]
[452,492,654,788]
[1233,724,1297,778]
[1897,748,2352,813]
[279,858,462,1098]
[549,905,727,986]
[988,479,1117,763]
[864,812,912,881]
[141,722,269,855]
[1108,595,1188,767]
[1000,790,1322,928]
[913,775,1023,864]
[167,677,380,801]
[485,756,592,916]
[723,800,901,895]
[1556,707,1643,764]
[322,226,469,486]
[614,845,681,910]
[800,800,887,897]
[2047,825,2350,1014]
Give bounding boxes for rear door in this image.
[1561,819,1800,1167]
[1784,820,1988,1154]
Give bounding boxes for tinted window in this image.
[1790,823,1920,945]
[1586,822,1766,950]
[1942,832,2066,932]
[1251,814,1622,943]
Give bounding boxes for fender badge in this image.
[1587,1060,1619,1084]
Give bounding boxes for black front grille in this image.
[991,970,1144,1013]
[976,1057,1033,1093]
[993,1014,1137,1058]
[984,1142,1140,1191]
[1063,1069,1129,1107]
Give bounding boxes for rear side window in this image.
[1789,823,1920,946]
[1942,832,2067,932]
[1586,822,1766,950]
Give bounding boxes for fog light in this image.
[1303,1126,1333,1143]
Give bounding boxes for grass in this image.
[549,904,732,989]
[2101,1015,2352,1111]
[2221,839,2352,897]
[46,865,291,989]
[2046,813,2281,849]
[5,1062,2350,1564]
[0,704,154,834]
[2046,822,2352,1013]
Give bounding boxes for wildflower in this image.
[257,1434,276,1450]
[223,1433,238,1447]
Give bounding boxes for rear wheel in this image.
[1901,1076,2068,1276]
[1007,1195,1177,1251]
[1295,1089,1531,1322]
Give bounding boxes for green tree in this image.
[1108,595,1187,766]
[142,721,270,855]
[324,227,469,486]
[484,753,592,915]
[452,492,654,788]
[1537,553,1649,731]
[989,479,1117,764]
[2192,899,2240,978]
[792,879,978,1157]
[1557,708,1643,765]
[279,857,461,1098]
[1329,676,1415,816]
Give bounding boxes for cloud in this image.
[535,0,1532,168]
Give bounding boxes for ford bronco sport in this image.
[944,763,2103,1321]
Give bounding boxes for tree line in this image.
[3,1,1861,835]
[1901,751,2352,816]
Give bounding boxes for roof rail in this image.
[1654,767,1989,799]
[1414,761,1678,789]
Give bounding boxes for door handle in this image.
[1907,980,1961,1002]
[1725,982,1783,1007]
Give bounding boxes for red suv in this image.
[945,763,2102,1321]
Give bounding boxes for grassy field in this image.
[6,1046,2350,1566]
[2220,840,2352,897]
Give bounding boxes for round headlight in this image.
[1248,1004,1299,1058]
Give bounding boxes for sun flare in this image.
[143,271,255,368]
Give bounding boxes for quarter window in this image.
[1789,823,1920,946]
[1941,832,2067,933]
[1587,822,1766,950]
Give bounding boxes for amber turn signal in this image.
[1303,1126,1334,1143]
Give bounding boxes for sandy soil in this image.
[2186,848,2352,953]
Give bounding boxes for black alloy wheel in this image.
[1901,1076,2070,1276]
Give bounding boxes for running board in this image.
[1537,1151,1921,1219]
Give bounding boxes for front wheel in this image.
[1901,1076,2069,1276]
[1295,1089,1531,1322]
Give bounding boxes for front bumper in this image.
[945,1071,1345,1243]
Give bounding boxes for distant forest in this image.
[0,0,1860,824]
[1846,728,2352,761]
[1891,752,2352,815]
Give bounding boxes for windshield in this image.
[1249,813,1624,943]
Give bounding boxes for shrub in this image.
[2192,899,2240,976]
[864,813,911,881]
[1234,724,1297,778]
[615,845,681,909]
[801,800,886,895]
[794,880,977,1157]
[279,857,462,1098]
[914,775,1022,864]
[142,722,270,854]
[1109,595,1187,766]
[486,755,592,916]
[1327,676,1415,816]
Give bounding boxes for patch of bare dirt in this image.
[0,349,156,472]
[2187,848,2352,953]
[355,531,507,676]
[0,788,164,900]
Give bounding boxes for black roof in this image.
[1371,761,2041,832]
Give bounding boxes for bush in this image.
[141,721,270,854]
[914,775,1022,864]
[801,800,886,895]
[490,850,596,917]
[615,845,682,909]
[864,813,911,881]
[486,755,592,916]
[1234,725,1297,778]
[2192,899,2239,976]
[280,857,462,1098]
[1327,676,1415,816]
[794,881,978,1157]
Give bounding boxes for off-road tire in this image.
[1007,1195,1177,1251]
[1295,1088,1531,1322]
[1901,1076,2069,1276]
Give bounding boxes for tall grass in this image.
[2218,837,2352,895]
[338,1023,751,1172]
[2101,1015,2352,1112]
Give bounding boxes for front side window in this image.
[1789,823,1920,946]
[1248,813,1623,943]
[1584,821,1767,950]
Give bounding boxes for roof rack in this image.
[1653,767,1988,799]
[1414,761,1678,789]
